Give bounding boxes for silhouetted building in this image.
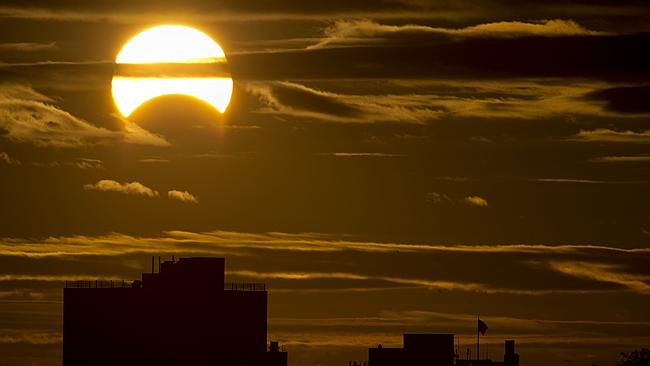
[369,334,454,366]
[456,340,519,366]
[368,334,519,366]
[63,257,287,366]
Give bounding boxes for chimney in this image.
[504,340,519,366]
[505,340,515,356]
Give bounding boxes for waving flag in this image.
[478,318,488,336]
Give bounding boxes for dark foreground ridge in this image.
[63,257,287,366]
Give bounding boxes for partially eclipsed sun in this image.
[112,25,233,118]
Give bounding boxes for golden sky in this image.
[0,1,650,366]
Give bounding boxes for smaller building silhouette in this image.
[367,333,519,366]
[456,339,519,366]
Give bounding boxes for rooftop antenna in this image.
[151,256,154,274]
[477,315,480,360]
[565,359,573,366]
[158,256,161,272]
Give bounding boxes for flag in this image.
[478,318,488,336]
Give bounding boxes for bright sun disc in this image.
[112,25,232,117]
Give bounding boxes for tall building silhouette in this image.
[63,257,287,366]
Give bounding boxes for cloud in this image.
[426,192,488,207]
[0,330,60,345]
[72,158,103,169]
[574,129,650,144]
[167,190,199,204]
[425,192,454,205]
[1,230,647,259]
[548,261,650,294]
[0,84,118,147]
[535,177,650,184]
[83,180,159,197]
[245,81,376,123]
[270,309,650,330]
[311,19,605,48]
[0,84,168,147]
[0,1,468,23]
[590,156,650,163]
[245,79,618,124]
[229,269,532,294]
[536,178,611,184]
[0,230,649,299]
[0,42,56,52]
[0,288,45,300]
[139,158,170,163]
[0,151,20,165]
[230,269,598,295]
[463,196,488,207]
[321,152,406,157]
[110,113,170,147]
[30,157,104,169]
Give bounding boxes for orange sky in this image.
[0,1,650,366]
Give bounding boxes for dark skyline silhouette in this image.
[63,256,524,366]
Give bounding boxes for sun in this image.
[112,25,233,118]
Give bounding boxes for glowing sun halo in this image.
[112,25,233,118]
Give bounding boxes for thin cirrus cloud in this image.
[574,128,650,143]
[0,84,169,147]
[227,269,582,295]
[1,230,648,295]
[0,41,56,52]
[266,309,650,350]
[233,18,607,54]
[426,192,487,207]
[0,1,508,23]
[267,310,650,354]
[547,261,650,294]
[269,309,650,333]
[0,0,647,26]
[69,158,103,169]
[320,152,406,158]
[139,158,170,164]
[245,79,622,124]
[32,157,104,169]
[0,329,60,345]
[2,230,648,258]
[590,156,650,163]
[310,19,605,49]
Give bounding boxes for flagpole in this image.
[477,315,480,361]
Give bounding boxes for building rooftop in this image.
[64,256,265,291]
